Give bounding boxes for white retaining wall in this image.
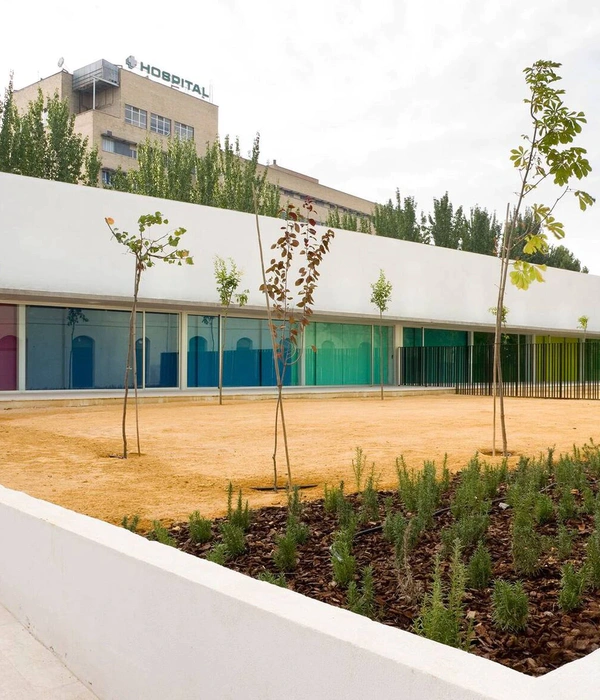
[1,486,595,700]
[1,172,599,335]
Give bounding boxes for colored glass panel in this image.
[187,315,219,387]
[144,313,179,388]
[26,306,142,390]
[0,305,17,391]
[305,322,392,386]
[222,318,298,387]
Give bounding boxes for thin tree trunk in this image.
[379,312,384,400]
[254,197,292,489]
[218,312,227,406]
[132,269,141,456]
[122,275,137,459]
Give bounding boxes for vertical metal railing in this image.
[399,342,600,399]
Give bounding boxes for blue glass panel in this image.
[144,312,179,388]
[26,306,142,390]
[187,315,219,387]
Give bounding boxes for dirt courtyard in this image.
[0,394,598,527]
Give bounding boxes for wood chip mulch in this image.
[164,484,600,677]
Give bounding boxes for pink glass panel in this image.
[0,305,17,390]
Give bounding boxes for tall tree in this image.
[428,193,464,249]
[492,59,594,456]
[462,207,500,256]
[373,189,428,242]
[0,82,100,184]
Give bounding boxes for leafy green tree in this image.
[492,59,594,456]
[326,208,372,233]
[462,207,500,255]
[370,270,393,400]
[214,256,249,405]
[110,133,280,217]
[373,190,427,242]
[427,193,465,249]
[0,81,100,184]
[105,213,193,458]
[509,210,586,271]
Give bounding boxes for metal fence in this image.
[399,343,600,399]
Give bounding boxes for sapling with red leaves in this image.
[254,196,334,489]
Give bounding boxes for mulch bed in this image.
[164,481,600,677]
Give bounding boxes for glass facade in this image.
[0,305,17,391]
[26,306,142,390]
[5,306,393,392]
[305,322,393,386]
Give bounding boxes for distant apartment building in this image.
[13,58,375,223]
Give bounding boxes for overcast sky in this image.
[2,0,600,271]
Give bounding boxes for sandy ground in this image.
[0,394,598,527]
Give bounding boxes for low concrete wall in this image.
[0,486,593,700]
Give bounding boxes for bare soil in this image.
[0,394,598,526]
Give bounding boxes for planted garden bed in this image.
[141,444,600,676]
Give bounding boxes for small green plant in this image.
[352,447,366,490]
[533,493,554,525]
[286,513,310,545]
[188,511,212,544]
[557,524,574,560]
[205,543,228,565]
[121,514,140,533]
[581,486,596,515]
[287,485,303,518]
[273,532,298,572]
[557,487,577,521]
[360,469,380,523]
[442,513,489,552]
[148,520,176,547]
[257,570,287,587]
[331,528,356,587]
[467,542,493,590]
[415,541,469,649]
[324,481,345,514]
[559,563,588,612]
[492,580,529,632]
[226,482,252,531]
[383,511,407,563]
[585,532,600,590]
[347,566,376,618]
[220,522,246,557]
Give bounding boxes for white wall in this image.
[0,485,548,700]
[1,172,598,335]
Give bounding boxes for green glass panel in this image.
[305,322,392,386]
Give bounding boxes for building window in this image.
[101,137,137,159]
[124,104,147,129]
[101,170,113,186]
[150,113,171,136]
[174,121,194,141]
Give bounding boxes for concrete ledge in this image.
[0,386,455,409]
[3,486,591,700]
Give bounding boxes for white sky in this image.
[2,0,600,271]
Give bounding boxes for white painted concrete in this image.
[0,602,97,699]
[1,172,598,336]
[0,485,544,700]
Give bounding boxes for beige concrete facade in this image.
[14,60,375,223]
